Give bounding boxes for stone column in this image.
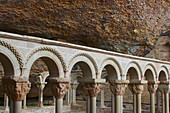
[83,83,102,113]
[79,78,105,113]
[156,90,161,111]
[65,90,70,105]
[36,82,46,108]
[22,95,27,109]
[111,95,115,113]
[2,76,31,113]
[158,81,170,113]
[148,81,159,113]
[100,89,105,108]
[71,83,79,105]
[4,93,9,110]
[49,77,69,113]
[86,96,90,113]
[109,80,129,113]
[129,80,147,113]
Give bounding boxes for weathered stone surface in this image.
[0,0,169,56]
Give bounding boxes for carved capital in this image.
[109,80,129,96]
[2,76,31,101]
[158,81,170,94]
[148,84,158,94]
[129,84,144,94]
[49,78,70,99]
[83,83,102,97]
[110,84,127,96]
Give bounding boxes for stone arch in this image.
[36,71,49,83]
[98,57,121,80]
[124,61,142,80]
[157,65,169,81]
[143,63,157,81]
[0,40,23,68]
[71,74,83,83]
[25,47,66,72]
[24,47,65,77]
[67,52,98,79]
[0,43,22,76]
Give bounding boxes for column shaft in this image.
[22,95,27,109]
[65,90,70,105]
[162,93,165,113]
[86,96,90,113]
[13,101,22,113]
[156,90,161,111]
[115,95,121,113]
[90,96,96,113]
[164,93,169,113]
[121,96,123,113]
[136,94,142,113]
[72,88,76,105]
[55,98,63,113]
[10,100,13,113]
[4,94,8,110]
[111,94,115,113]
[100,89,105,107]
[150,93,155,113]
[133,94,136,113]
[38,89,43,107]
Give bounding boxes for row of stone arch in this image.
[0,40,169,113]
[0,40,169,81]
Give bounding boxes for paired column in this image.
[71,83,79,105]
[158,81,170,113]
[129,80,147,113]
[83,83,102,113]
[36,82,46,108]
[109,80,129,113]
[148,81,159,113]
[2,76,31,113]
[79,78,105,113]
[49,77,70,113]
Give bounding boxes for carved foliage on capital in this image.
[2,77,31,101]
[83,83,102,97]
[110,84,127,96]
[50,82,70,99]
[148,84,158,94]
[129,84,144,94]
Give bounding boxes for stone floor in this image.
[0,106,160,113]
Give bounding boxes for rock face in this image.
[0,0,169,56]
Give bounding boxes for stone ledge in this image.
[129,80,148,85]
[78,78,106,84]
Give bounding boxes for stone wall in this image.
[146,35,170,61]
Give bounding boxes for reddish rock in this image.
[0,0,169,56]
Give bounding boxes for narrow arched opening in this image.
[27,57,59,108]
[158,71,167,81]
[124,67,140,111]
[0,53,15,109]
[99,65,118,108]
[143,69,155,111]
[67,61,94,112]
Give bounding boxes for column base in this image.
[4,107,9,111]
[22,106,27,109]
[99,104,108,108]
